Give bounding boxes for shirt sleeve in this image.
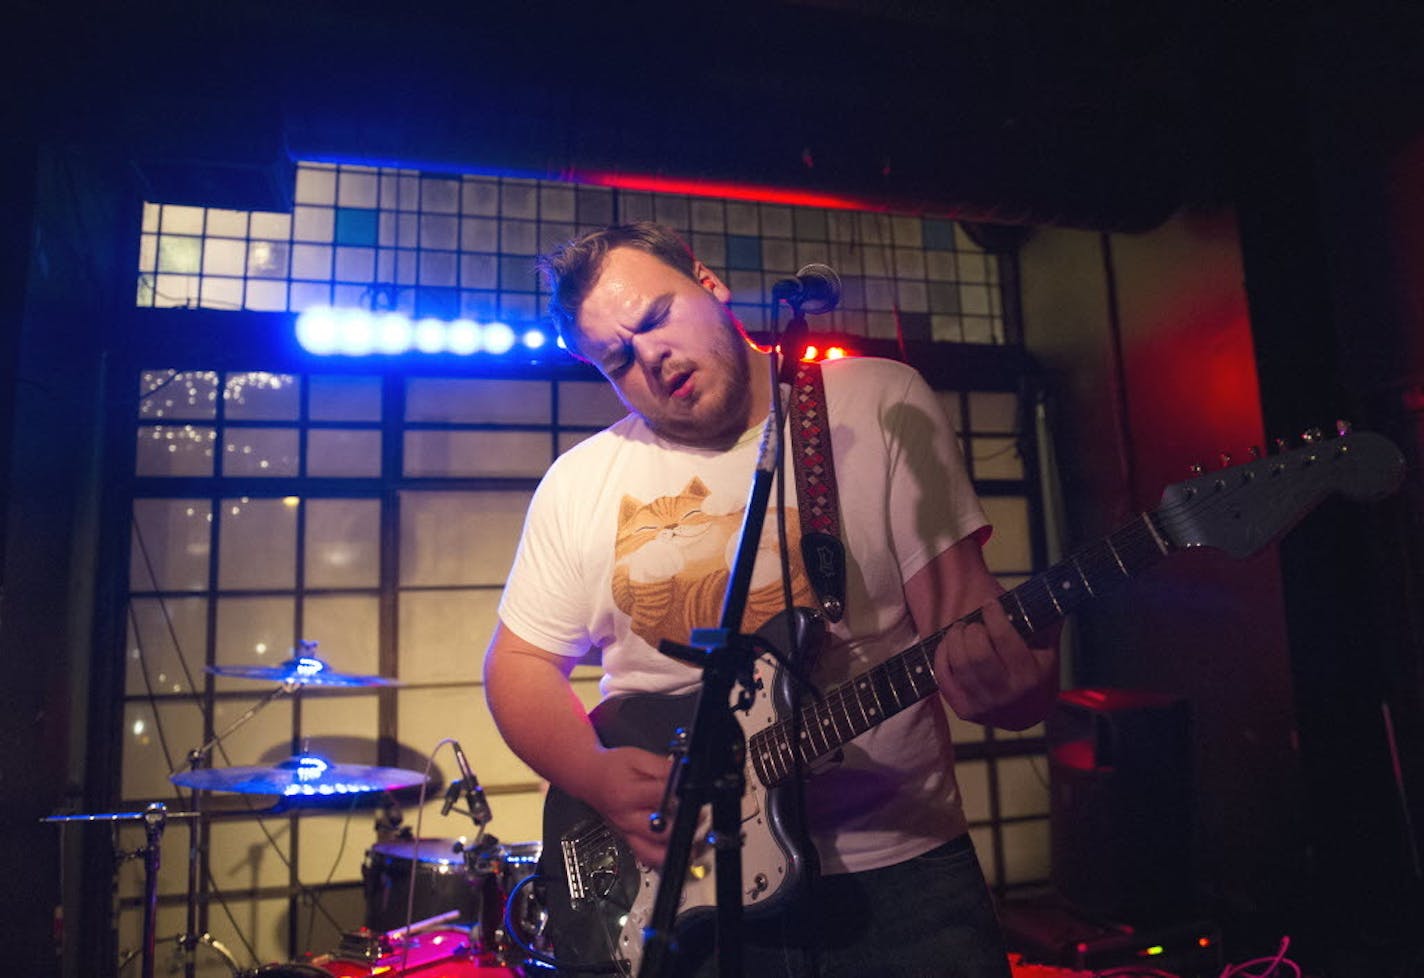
[496,459,595,659]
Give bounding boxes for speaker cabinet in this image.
[1048,688,1193,923]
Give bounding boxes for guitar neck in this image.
[749,512,1174,788]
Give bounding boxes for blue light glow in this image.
[375,313,413,354]
[447,318,481,355]
[414,318,447,354]
[483,322,515,355]
[295,308,561,360]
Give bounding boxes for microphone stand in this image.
[637,299,811,978]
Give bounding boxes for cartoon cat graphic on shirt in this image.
[611,476,814,650]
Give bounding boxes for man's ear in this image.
[692,261,732,303]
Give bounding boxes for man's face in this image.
[573,247,756,449]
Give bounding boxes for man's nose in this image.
[632,333,670,370]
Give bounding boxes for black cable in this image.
[500,873,616,974]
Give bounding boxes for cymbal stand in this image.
[171,678,298,978]
[42,804,204,978]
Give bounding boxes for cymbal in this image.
[170,753,427,797]
[207,655,398,688]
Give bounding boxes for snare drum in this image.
[362,838,481,933]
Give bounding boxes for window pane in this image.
[980,496,1032,574]
[222,428,299,477]
[140,371,219,421]
[971,436,1024,481]
[213,596,296,686]
[121,700,204,798]
[998,755,1050,818]
[225,372,300,420]
[135,425,216,477]
[307,429,382,477]
[396,687,532,787]
[321,368,384,417]
[217,499,297,590]
[399,490,531,587]
[398,589,501,683]
[557,381,625,426]
[405,378,551,424]
[125,596,208,696]
[969,391,1018,430]
[1001,819,1050,884]
[300,595,381,679]
[130,499,211,592]
[403,430,551,478]
[305,499,381,589]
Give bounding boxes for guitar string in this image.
[749,451,1334,782]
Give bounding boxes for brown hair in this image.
[537,222,699,356]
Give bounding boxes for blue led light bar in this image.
[296,307,566,358]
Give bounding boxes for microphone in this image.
[772,263,841,314]
[444,741,493,826]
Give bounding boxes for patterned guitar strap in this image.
[789,360,847,623]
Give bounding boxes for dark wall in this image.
[1222,3,1424,966]
[1,145,131,977]
[1019,5,1424,971]
[1019,213,1308,936]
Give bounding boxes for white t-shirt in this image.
[498,356,989,873]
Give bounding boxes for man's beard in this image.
[642,307,755,449]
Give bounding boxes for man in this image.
[484,222,1059,977]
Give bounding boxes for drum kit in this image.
[45,645,554,978]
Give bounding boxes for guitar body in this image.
[540,610,823,973]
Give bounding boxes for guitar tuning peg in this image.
[1189,462,1204,476]
[1301,427,1324,444]
[1219,452,1233,468]
[1335,419,1352,437]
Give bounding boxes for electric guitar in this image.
[539,429,1405,974]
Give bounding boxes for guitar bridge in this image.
[561,818,622,908]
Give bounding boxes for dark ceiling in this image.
[19,0,1424,232]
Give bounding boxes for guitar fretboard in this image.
[748,513,1173,788]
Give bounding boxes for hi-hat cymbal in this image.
[170,753,426,797]
[207,655,399,688]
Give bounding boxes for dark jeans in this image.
[677,835,1011,978]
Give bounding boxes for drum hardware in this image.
[164,642,420,978]
[42,804,210,978]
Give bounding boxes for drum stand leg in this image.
[140,804,164,978]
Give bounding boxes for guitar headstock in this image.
[1156,429,1405,558]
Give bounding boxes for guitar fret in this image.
[1140,511,1170,554]
[843,680,871,734]
[1002,588,1029,633]
[885,656,914,711]
[813,700,838,755]
[827,687,858,744]
[1041,569,1065,615]
[1105,534,1129,576]
[801,705,827,759]
[856,674,884,724]
[1069,555,1095,595]
[904,648,936,698]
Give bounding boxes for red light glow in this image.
[573,171,889,212]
